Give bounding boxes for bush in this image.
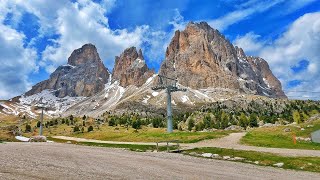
[188,119,194,131]
[25,124,32,132]
[293,110,301,124]
[249,113,258,127]
[36,121,41,128]
[73,126,80,132]
[132,119,141,129]
[108,118,116,126]
[239,113,249,128]
[88,126,94,132]
[195,122,205,131]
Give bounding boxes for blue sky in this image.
[0,0,319,100]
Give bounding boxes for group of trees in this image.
[105,113,165,130]
[24,99,319,133]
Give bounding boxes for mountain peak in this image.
[160,21,286,98]
[112,47,154,87]
[26,44,110,97]
[67,43,101,66]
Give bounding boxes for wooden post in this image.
[293,133,296,145]
[177,142,180,152]
[156,142,159,152]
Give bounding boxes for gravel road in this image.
[54,133,320,157]
[0,142,319,180]
[184,132,320,157]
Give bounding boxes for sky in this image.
[0,0,319,100]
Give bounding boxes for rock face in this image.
[112,47,154,87]
[26,44,110,97]
[159,22,286,98]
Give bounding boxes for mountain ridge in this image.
[1,21,287,118]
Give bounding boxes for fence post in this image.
[156,142,159,152]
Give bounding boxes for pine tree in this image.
[188,119,195,131]
[292,110,301,124]
[249,113,258,127]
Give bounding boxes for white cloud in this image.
[5,0,145,72]
[208,0,317,32]
[233,12,320,100]
[209,0,284,31]
[282,0,317,15]
[234,32,265,55]
[0,24,38,99]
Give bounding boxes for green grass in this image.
[48,137,179,152]
[241,120,320,150]
[184,147,320,173]
[72,126,232,143]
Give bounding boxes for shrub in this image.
[249,113,258,127]
[292,110,301,124]
[108,118,116,126]
[132,119,141,129]
[88,126,94,132]
[25,124,32,133]
[239,113,249,128]
[73,126,80,132]
[188,119,194,131]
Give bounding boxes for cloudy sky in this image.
[0,0,319,100]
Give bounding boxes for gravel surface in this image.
[0,142,319,180]
[54,133,320,157]
[184,133,320,157]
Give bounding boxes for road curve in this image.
[53,133,320,157]
[183,132,320,157]
[0,142,319,180]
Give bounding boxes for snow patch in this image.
[19,90,86,116]
[263,78,271,88]
[181,95,191,103]
[152,92,159,97]
[62,64,75,68]
[142,95,151,104]
[15,136,30,142]
[146,74,157,84]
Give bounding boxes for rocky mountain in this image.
[159,22,286,98]
[26,44,110,98]
[1,21,287,118]
[112,47,154,87]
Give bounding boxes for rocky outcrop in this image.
[26,44,110,97]
[112,47,154,87]
[159,21,286,98]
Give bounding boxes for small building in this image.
[311,130,320,143]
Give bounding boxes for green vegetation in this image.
[241,119,320,150]
[184,147,320,173]
[25,124,31,133]
[73,127,231,143]
[197,99,320,130]
[88,125,93,132]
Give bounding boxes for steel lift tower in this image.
[152,75,186,133]
[36,105,45,136]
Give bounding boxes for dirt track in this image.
[54,133,320,157]
[0,142,319,179]
[184,132,320,157]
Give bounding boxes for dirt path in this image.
[183,132,320,157]
[53,136,156,145]
[53,133,320,157]
[0,142,319,179]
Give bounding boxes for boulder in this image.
[202,153,213,158]
[273,162,284,168]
